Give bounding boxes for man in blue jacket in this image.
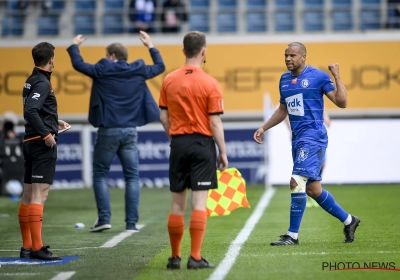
[67,31,165,232]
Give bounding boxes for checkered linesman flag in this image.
[206,167,250,217]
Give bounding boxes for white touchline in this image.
[100,224,145,248]
[208,187,276,280]
[50,271,76,280]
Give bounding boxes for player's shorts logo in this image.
[301,79,309,88]
[297,148,309,163]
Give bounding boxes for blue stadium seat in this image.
[217,13,237,32]
[6,0,29,15]
[190,0,210,9]
[74,15,95,35]
[304,0,324,8]
[360,0,381,7]
[247,0,266,8]
[246,12,267,32]
[76,0,96,13]
[219,0,236,7]
[332,0,352,8]
[274,12,294,31]
[2,16,23,36]
[37,16,59,35]
[104,0,124,13]
[41,0,65,14]
[332,11,352,30]
[103,14,124,34]
[275,0,294,8]
[303,11,324,31]
[189,13,210,32]
[360,10,381,30]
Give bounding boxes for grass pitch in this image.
[1,184,399,280]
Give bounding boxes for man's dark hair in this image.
[106,43,128,61]
[183,31,206,58]
[32,42,55,67]
[288,42,307,55]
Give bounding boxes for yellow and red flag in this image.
[206,167,250,217]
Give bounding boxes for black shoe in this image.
[344,216,360,243]
[187,256,215,269]
[166,256,181,269]
[30,246,62,261]
[20,247,31,259]
[270,235,299,246]
[126,223,139,232]
[90,218,111,232]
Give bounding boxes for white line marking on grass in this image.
[208,187,276,280]
[50,271,75,280]
[100,224,145,248]
[0,273,40,276]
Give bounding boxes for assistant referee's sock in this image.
[315,189,349,222]
[18,203,32,249]
[288,193,307,235]
[167,214,184,258]
[28,203,44,251]
[189,210,207,261]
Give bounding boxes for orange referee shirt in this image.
[159,65,224,137]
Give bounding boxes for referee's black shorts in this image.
[169,133,217,193]
[23,141,57,184]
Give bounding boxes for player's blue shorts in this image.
[291,142,326,182]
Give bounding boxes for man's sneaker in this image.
[166,256,181,269]
[187,256,215,269]
[344,216,361,243]
[20,247,31,259]
[270,235,299,246]
[126,223,139,232]
[30,246,61,261]
[90,218,111,232]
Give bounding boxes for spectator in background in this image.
[129,0,157,33]
[161,0,188,33]
[388,0,400,28]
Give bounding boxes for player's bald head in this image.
[287,42,307,55]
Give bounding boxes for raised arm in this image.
[325,63,347,108]
[140,31,165,79]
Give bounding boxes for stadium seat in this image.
[332,0,352,8]
[246,12,267,32]
[303,11,324,31]
[360,10,381,30]
[247,0,266,8]
[332,11,352,30]
[37,15,59,35]
[360,0,381,7]
[74,15,96,35]
[6,0,29,15]
[41,0,65,14]
[103,14,124,34]
[75,0,96,13]
[274,12,294,32]
[217,13,237,32]
[304,0,324,8]
[190,0,210,9]
[1,16,23,36]
[218,0,237,8]
[189,13,210,32]
[104,0,124,13]
[275,0,294,9]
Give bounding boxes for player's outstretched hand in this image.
[254,128,265,144]
[139,31,154,48]
[73,35,86,46]
[328,63,340,77]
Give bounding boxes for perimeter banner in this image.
[1,41,399,115]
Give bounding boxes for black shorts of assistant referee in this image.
[23,141,57,184]
[169,133,218,192]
